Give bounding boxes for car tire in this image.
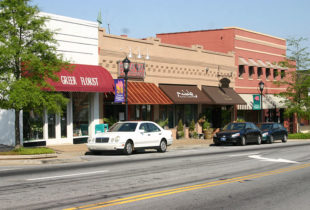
[257,135,262,145]
[157,140,167,152]
[123,141,133,155]
[268,135,274,144]
[282,135,288,143]
[240,136,246,146]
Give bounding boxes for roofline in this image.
[224,27,286,41]
[156,27,286,41]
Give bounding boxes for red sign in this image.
[118,62,145,79]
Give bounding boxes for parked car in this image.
[257,122,288,144]
[213,122,262,146]
[87,121,173,155]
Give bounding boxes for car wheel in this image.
[240,136,246,146]
[257,135,262,145]
[268,135,274,144]
[123,141,133,155]
[157,140,167,153]
[282,134,288,143]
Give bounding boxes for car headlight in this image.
[115,136,120,143]
[231,133,240,138]
[262,132,268,137]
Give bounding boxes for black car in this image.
[213,122,262,146]
[257,122,288,144]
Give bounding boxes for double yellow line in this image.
[65,162,310,210]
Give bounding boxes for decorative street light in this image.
[122,57,131,121]
[259,81,265,123]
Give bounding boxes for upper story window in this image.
[238,65,245,78]
[281,70,285,79]
[249,66,254,79]
[273,69,278,80]
[257,67,262,79]
[266,68,271,80]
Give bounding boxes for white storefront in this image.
[0,13,105,146]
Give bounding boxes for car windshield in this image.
[259,124,273,130]
[108,122,138,132]
[223,123,246,130]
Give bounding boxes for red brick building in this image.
[157,27,296,132]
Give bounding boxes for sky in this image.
[31,0,310,50]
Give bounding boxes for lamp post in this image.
[259,81,265,123]
[122,57,131,121]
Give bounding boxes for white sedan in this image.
[87,121,173,155]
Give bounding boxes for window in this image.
[147,123,161,132]
[72,92,89,137]
[257,67,262,79]
[266,68,271,80]
[238,65,245,78]
[110,122,137,132]
[281,70,285,79]
[48,113,56,139]
[249,66,254,79]
[273,69,278,80]
[23,111,43,140]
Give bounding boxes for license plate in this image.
[220,137,226,141]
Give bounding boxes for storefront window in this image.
[72,92,89,137]
[61,108,67,138]
[23,111,43,140]
[48,113,56,138]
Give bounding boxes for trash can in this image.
[95,124,109,134]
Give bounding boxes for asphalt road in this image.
[1,141,310,210]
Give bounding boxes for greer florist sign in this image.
[253,94,261,110]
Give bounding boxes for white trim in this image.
[235,47,285,58]
[235,35,286,50]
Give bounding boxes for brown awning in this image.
[159,85,213,104]
[202,86,246,105]
[127,82,173,105]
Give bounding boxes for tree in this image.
[0,0,70,147]
[275,37,310,132]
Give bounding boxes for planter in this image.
[177,131,184,139]
[204,128,213,139]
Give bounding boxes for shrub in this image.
[189,119,195,132]
[177,119,184,132]
[202,121,210,131]
[157,118,168,128]
[288,133,310,139]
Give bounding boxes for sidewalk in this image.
[0,139,213,166]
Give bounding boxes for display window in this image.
[72,92,89,137]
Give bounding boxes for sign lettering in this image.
[176,90,198,98]
[60,76,99,86]
[118,62,145,79]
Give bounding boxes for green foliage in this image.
[202,121,210,131]
[189,119,195,132]
[235,118,245,122]
[103,116,117,127]
[0,0,70,145]
[0,147,55,155]
[288,133,310,139]
[157,118,168,128]
[177,119,184,132]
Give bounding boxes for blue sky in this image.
[31,0,310,49]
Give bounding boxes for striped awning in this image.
[127,82,173,105]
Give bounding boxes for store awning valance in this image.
[239,57,249,65]
[159,85,213,104]
[202,86,246,105]
[237,94,286,110]
[128,82,173,105]
[47,64,114,92]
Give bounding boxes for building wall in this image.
[40,12,98,65]
[99,29,236,89]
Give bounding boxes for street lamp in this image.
[259,81,265,123]
[122,57,131,121]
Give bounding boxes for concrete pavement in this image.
[0,139,213,166]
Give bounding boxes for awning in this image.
[257,60,267,68]
[202,86,246,105]
[47,64,114,92]
[237,94,286,110]
[127,82,173,105]
[248,59,259,66]
[239,57,249,65]
[159,85,213,104]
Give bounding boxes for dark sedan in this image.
[257,122,288,144]
[213,122,262,146]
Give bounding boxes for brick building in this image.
[157,27,296,132]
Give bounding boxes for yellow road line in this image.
[64,163,310,210]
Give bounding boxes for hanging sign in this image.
[114,79,125,103]
[253,94,261,110]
